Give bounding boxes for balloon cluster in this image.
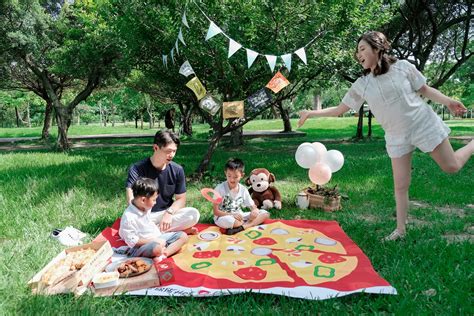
[295,142,344,185]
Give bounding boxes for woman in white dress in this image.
[298,31,473,241]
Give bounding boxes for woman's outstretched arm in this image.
[297,103,351,128]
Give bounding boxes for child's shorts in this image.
[214,209,269,229]
[385,113,450,158]
[127,231,185,258]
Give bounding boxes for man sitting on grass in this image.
[126,130,200,235]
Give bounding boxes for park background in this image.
[0,0,473,314]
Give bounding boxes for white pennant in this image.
[205,21,222,41]
[295,47,307,64]
[265,55,277,72]
[246,49,259,68]
[178,28,186,46]
[182,12,189,28]
[175,40,179,55]
[162,55,168,68]
[228,39,242,58]
[170,48,175,64]
[281,53,292,72]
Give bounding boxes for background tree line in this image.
[0,0,472,176]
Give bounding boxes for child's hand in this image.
[233,213,243,221]
[297,110,310,128]
[447,100,467,116]
[249,209,259,220]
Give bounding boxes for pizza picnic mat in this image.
[94,219,396,300]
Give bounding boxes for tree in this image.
[111,0,391,177]
[0,0,124,149]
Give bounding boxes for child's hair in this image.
[132,177,159,198]
[355,31,397,76]
[224,158,245,173]
[154,130,180,148]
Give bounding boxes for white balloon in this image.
[311,142,327,163]
[322,149,345,173]
[295,143,319,169]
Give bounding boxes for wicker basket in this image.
[304,188,341,212]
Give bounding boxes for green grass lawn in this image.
[0,118,473,314]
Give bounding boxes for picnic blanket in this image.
[94,219,396,300]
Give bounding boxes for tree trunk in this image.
[195,132,222,177]
[230,126,244,146]
[55,106,73,151]
[276,101,292,132]
[41,100,53,140]
[15,107,20,127]
[355,106,364,139]
[140,113,144,129]
[111,104,115,127]
[367,110,373,138]
[26,103,31,127]
[135,116,138,128]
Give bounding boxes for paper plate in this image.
[200,188,223,204]
[198,231,220,241]
[105,257,153,278]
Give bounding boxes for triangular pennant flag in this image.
[179,60,195,77]
[178,28,186,46]
[266,71,290,93]
[246,49,259,68]
[162,55,168,68]
[205,21,222,41]
[175,40,179,55]
[265,55,277,72]
[170,48,175,64]
[228,39,242,58]
[281,53,292,72]
[295,47,307,65]
[182,12,189,28]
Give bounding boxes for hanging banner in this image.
[178,28,186,46]
[295,47,307,64]
[170,48,175,64]
[175,40,180,56]
[223,101,244,119]
[179,61,195,77]
[162,55,168,68]
[182,12,189,28]
[266,71,290,93]
[281,53,292,72]
[205,21,222,41]
[186,77,207,100]
[228,39,242,58]
[247,88,273,113]
[199,94,222,116]
[265,55,277,72]
[246,49,259,68]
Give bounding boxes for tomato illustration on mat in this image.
[233,267,267,280]
[318,253,346,264]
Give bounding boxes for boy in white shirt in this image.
[119,177,188,259]
[213,158,270,235]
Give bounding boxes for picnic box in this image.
[92,262,161,296]
[155,261,175,284]
[28,241,113,296]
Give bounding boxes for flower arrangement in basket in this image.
[304,185,341,212]
[294,141,344,211]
